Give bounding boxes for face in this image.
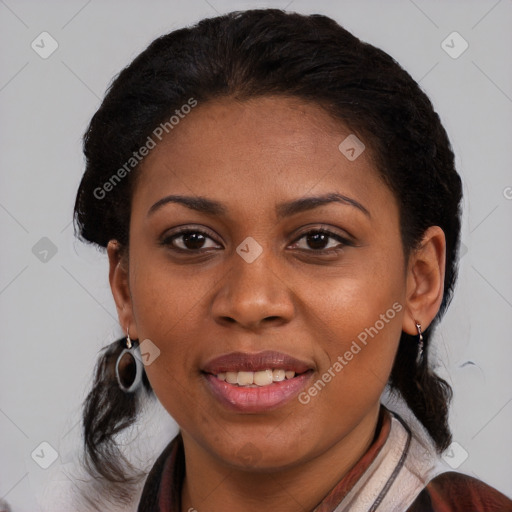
[113,96,411,470]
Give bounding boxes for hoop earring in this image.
[415,322,424,365]
[115,328,143,393]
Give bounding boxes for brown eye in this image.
[178,232,207,250]
[305,232,331,250]
[162,229,221,252]
[292,229,351,252]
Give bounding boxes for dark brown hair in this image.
[74,8,462,504]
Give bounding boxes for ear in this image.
[107,240,138,339]
[402,226,446,335]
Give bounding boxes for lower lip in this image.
[203,372,313,413]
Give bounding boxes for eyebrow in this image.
[276,192,370,219]
[147,192,370,218]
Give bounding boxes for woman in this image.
[72,8,512,512]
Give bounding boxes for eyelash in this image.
[160,226,353,255]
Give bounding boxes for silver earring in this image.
[115,328,143,393]
[415,322,424,365]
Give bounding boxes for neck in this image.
[180,405,381,512]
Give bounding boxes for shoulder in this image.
[408,471,512,512]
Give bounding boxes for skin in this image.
[108,96,445,512]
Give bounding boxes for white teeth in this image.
[215,369,298,386]
[272,369,286,382]
[237,371,254,386]
[225,372,238,384]
[253,369,273,386]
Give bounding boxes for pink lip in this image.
[202,350,312,374]
[203,371,313,413]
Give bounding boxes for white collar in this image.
[331,410,442,512]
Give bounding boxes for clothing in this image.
[137,407,512,511]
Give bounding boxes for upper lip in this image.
[202,350,313,374]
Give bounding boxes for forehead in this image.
[132,96,395,220]
[144,95,364,165]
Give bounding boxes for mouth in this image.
[212,368,303,387]
[201,351,314,412]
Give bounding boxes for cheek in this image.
[308,282,404,383]
[128,256,208,398]
[300,250,405,346]
[129,248,209,339]
[298,254,405,409]
[298,295,403,430]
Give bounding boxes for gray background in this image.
[1,0,511,509]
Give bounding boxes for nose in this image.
[211,248,295,331]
